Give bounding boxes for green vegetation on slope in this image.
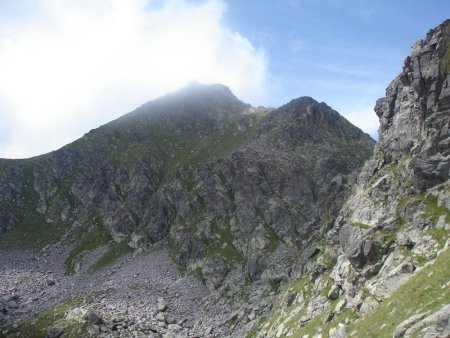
[0,215,64,250]
[64,222,112,275]
[0,165,66,250]
[397,192,450,247]
[247,245,450,337]
[14,297,86,338]
[206,219,245,267]
[88,239,133,273]
[348,247,450,337]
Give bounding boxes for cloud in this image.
[342,109,379,139]
[0,0,267,158]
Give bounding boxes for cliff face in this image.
[1,19,449,338]
[337,20,450,253]
[0,84,373,284]
[255,20,450,338]
[0,85,253,252]
[375,19,450,191]
[331,20,450,337]
[167,96,373,283]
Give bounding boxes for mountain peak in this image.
[156,82,241,106]
[122,82,248,122]
[176,82,235,96]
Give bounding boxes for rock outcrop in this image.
[0,84,373,284]
[336,19,450,275]
[253,19,450,338]
[1,17,449,338]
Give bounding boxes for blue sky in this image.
[0,0,449,158]
[222,0,450,133]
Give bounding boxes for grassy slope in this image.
[347,247,450,337]
[10,298,87,338]
[0,160,66,250]
[247,246,450,337]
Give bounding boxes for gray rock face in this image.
[255,19,449,338]
[345,239,380,270]
[336,19,450,272]
[374,20,450,191]
[322,19,450,338]
[0,85,374,284]
[0,20,449,338]
[202,255,228,290]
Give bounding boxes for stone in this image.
[330,255,353,283]
[84,310,103,325]
[359,296,379,316]
[155,312,166,323]
[362,263,382,278]
[157,298,168,312]
[346,240,380,270]
[202,255,229,290]
[168,323,182,333]
[323,311,335,324]
[327,284,341,300]
[306,296,328,317]
[435,215,447,229]
[46,327,64,338]
[270,274,287,286]
[286,292,297,307]
[335,298,347,314]
[166,315,177,325]
[403,304,450,337]
[393,311,431,338]
[368,258,415,298]
[329,324,346,338]
[87,325,100,335]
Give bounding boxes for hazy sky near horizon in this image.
[1,0,449,158]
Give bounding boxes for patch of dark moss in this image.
[64,220,112,275]
[88,239,133,273]
[15,297,86,338]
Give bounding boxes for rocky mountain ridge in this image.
[0,83,373,282]
[251,19,450,338]
[0,19,449,338]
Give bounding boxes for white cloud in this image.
[0,0,267,158]
[342,109,379,139]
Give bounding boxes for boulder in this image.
[157,298,168,312]
[46,327,64,338]
[346,240,380,270]
[202,255,228,290]
[286,292,297,307]
[268,274,287,286]
[329,323,346,338]
[84,310,103,325]
[155,312,166,323]
[359,296,379,316]
[327,284,341,300]
[393,311,431,338]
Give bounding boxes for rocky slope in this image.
[252,19,450,338]
[0,81,373,336]
[0,83,373,278]
[1,18,449,338]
